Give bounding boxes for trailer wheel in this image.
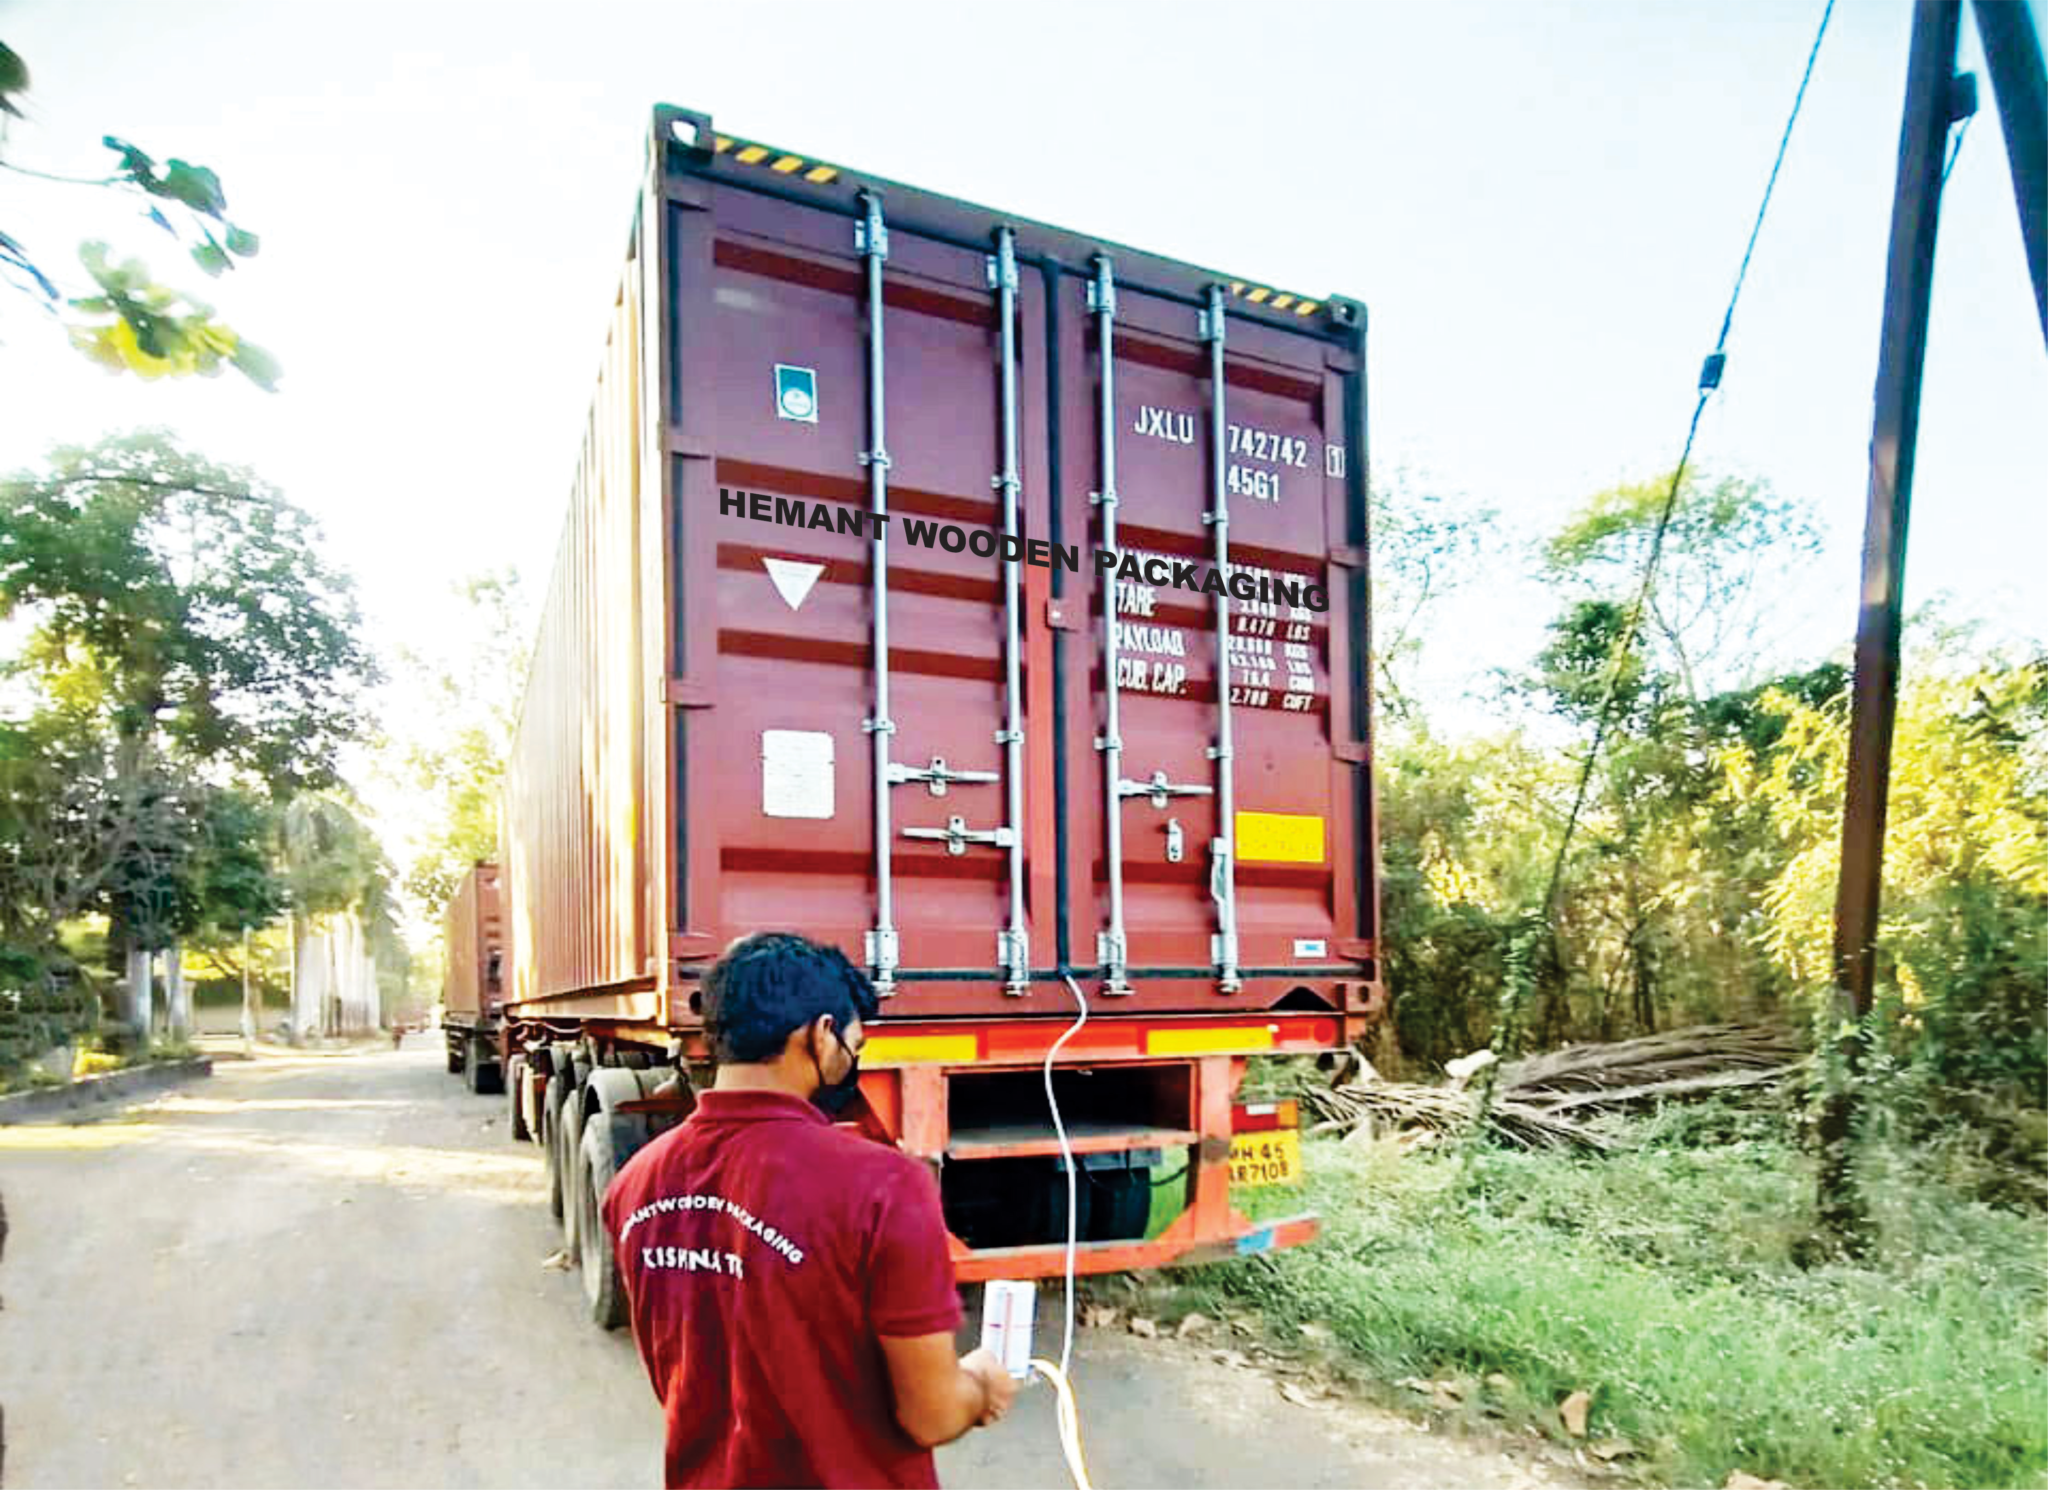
[467,1036,504,1096]
[556,1096,588,1254]
[577,1117,630,1329]
[543,1065,576,1220]
[506,1054,531,1141]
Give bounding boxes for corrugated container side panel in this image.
[637,199,672,1007]
[479,866,505,1015]
[505,259,652,1005]
[441,869,481,1017]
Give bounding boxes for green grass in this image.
[1145,1107,2048,1489]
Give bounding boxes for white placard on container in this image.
[762,730,835,819]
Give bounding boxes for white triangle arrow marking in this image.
[762,557,825,611]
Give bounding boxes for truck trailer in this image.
[439,862,506,1095]
[496,106,1383,1328]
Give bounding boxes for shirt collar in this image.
[691,1088,829,1126]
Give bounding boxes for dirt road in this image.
[1,1045,1557,1488]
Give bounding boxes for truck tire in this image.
[556,1096,588,1254]
[578,1116,630,1329]
[543,1065,576,1220]
[446,1035,465,1076]
[467,1036,504,1096]
[507,1054,531,1141]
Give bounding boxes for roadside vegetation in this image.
[1119,471,2044,1489]
[1138,1106,2048,1490]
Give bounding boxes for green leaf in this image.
[230,339,282,392]
[224,225,260,258]
[0,41,28,119]
[190,238,231,277]
[102,135,156,180]
[154,160,226,217]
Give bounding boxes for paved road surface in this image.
[1,1045,1559,1489]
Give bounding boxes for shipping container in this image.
[498,106,1383,1326]
[440,862,506,1094]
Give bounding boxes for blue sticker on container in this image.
[1235,1226,1276,1255]
[775,364,818,423]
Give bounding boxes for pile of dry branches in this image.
[1303,1024,1807,1154]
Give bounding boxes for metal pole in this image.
[1202,286,1241,996]
[858,192,900,997]
[1091,256,1133,996]
[1971,0,2048,346]
[992,228,1031,995]
[1822,0,1966,1244]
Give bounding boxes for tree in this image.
[1541,471,1822,704]
[0,431,375,1031]
[0,40,277,388]
[385,569,528,910]
[1482,468,1835,1047]
[1726,644,2048,1103]
[1368,470,1498,725]
[0,431,375,796]
[279,793,402,1041]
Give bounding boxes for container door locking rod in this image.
[990,227,1031,996]
[1201,285,1243,995]
[1089,255,1134,996]
[857,191,900,997]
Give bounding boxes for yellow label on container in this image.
[862,1034,978,1065]
[1145,1026,1276,1056]
[1235,811,1327,864]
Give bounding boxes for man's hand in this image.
[880,1333,1019,1446]
[961,1347,1020,1426]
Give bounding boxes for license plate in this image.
[1228,1128,1302,1187]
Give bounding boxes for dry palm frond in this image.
[1304,1025,1810,1155]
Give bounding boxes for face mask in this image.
[812,1027,862,1117]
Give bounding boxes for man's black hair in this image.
[699,932,879,1065]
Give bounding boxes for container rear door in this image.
[667,189,1052,994]
[1049,274,1373,1012]
[664,171,1371,1017]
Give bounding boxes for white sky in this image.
[3,0,2043,863]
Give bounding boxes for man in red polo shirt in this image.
[602,932,1018,1488]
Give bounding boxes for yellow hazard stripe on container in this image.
[863,1034,978,1065]
[713,136,842,186]
[1228,282,1322,316]
[1235,810,1326,864]
[1147,1026,1276,1056]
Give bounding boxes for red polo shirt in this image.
[602,1088,963,1489]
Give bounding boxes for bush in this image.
[1167,1121,2048,1489]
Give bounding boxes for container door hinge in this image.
[864,928,900,997]
[855,208,889,261]
[996,929,1030,996]
[1096,930,1133,995]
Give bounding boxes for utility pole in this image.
[1970,0,2047,346]
[1820,0,1973,1248]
